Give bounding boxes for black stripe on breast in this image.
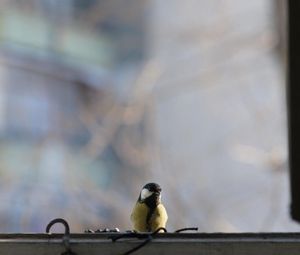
[146,207,156,231]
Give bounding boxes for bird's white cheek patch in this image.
[141,188,153,200]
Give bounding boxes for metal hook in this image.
[46,218,76,255]
[46,218,70,235]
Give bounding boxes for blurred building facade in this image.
[0,0,150,232]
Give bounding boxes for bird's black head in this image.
[139,183,162,207]
[143,183,161,193]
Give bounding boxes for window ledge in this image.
[0,233,300,255]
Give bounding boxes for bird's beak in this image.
[156,192,162,203]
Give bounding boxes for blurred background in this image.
[0,0,295,233]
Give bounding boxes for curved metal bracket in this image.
[46,218,75,255]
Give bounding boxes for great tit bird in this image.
[130,183,168,232]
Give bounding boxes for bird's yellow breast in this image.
[130,202,168,232]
